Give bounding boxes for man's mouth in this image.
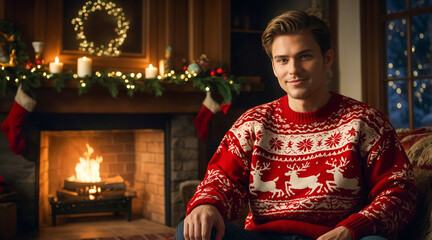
[287,78,307,85]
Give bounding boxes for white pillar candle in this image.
[159,60,165,78]
[49,56,64,74]
[77,56,92,77]
[145,64,158,79]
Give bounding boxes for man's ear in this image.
[325,49,334,68]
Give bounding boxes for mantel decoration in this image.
[71,0,130,57]
[0,19,246,104]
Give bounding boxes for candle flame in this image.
[149,64,154,68]
[55,57,59,63]
[83,56,87,61]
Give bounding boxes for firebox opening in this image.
[39,129,166,226]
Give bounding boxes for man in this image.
[175,10,416,240]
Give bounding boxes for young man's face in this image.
[271,32,334,102]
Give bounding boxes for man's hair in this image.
[262,10,331,58]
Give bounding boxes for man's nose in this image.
[288,59,300,76]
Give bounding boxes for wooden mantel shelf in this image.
[33,88,204,114]
[0,76,263,114]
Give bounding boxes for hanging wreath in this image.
[71,0,130,57]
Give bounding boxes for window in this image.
[361,0,432,129]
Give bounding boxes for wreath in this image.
[71,0,130,57]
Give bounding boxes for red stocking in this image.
[220,103,232,115]
[194,91,220,142]
[1,85,36,154]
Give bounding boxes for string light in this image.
[71,0,130,57]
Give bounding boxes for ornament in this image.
[198,54,209,72]
[0,31,18,67]
[32,41,44,65]
[187,63,200,74]
[181,58,188,72]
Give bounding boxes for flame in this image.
[69,144,103,182]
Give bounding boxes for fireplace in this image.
[32,113,200,227]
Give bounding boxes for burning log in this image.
[58,175,127,201]
[64,180,105,192]
[103,175,126,190]
[56,144,129,201]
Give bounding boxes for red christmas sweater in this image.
[187,93,417,239]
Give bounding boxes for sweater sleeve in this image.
[186,129,252,221]
[337,127,417,239]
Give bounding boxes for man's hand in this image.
[183,204,225,240]
[316,226,353,240]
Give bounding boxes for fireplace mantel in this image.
[0,83,206,114]
[0,76,261,114]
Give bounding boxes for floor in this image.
[17,215,176,240]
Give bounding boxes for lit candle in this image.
[49,56,64,74]
[145,64,158,79]
[77,56,92,77]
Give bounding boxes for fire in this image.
[68,144,103,182]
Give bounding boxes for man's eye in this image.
[299,54,312,60]
[276,58,288,63]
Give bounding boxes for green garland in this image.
[0,19,247,103]
[0,65,246,104]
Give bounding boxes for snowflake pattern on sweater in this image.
[187,93,417,239]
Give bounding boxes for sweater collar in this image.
[279,92,341,124]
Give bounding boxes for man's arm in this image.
[336,128,417,239]
[183,205,225,240]
[186,130,251,222]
